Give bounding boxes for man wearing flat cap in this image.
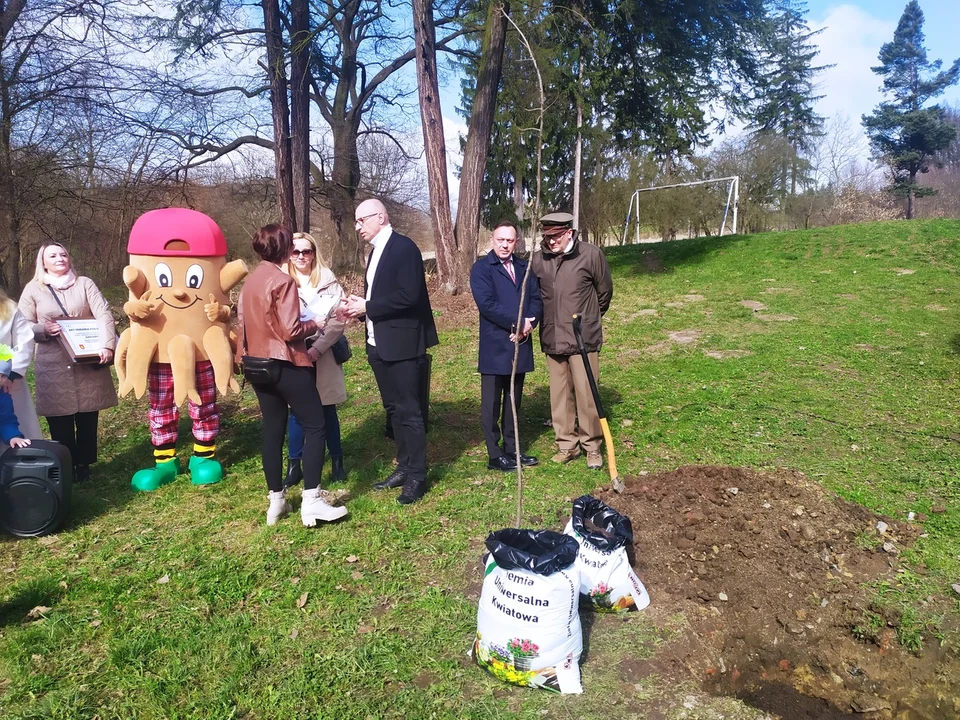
[531,212,613,469]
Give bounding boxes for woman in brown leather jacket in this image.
[237,224,348,527]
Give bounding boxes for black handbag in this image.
[241,356,282,385]
[331,335,352,365]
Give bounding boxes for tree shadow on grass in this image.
[604,234,746,275]
[948,334,960,356]
[0,576,65,627]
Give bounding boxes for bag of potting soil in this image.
[472,528,583,694]
[564,495,650,613]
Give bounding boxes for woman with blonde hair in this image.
[0,286,42,450]
[284,231,349,487]
[237,224,347,526]
[18,242,117,482]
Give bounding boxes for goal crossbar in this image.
[621,175,739,245]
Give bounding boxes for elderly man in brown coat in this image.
[531,212,613,470]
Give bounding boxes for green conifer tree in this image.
[862,0,960,218]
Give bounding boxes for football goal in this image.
[620,175,739,245]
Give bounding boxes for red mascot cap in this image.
[128,208,227,256]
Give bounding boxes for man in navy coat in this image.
[342,198,439,503]
[470,220,543,471]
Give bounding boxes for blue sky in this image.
[805,0,960,124]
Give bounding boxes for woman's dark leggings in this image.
[46,411,99,466]
[251,363,325,492]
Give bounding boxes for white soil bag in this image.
[564,495,651,613]
[472,528,583,693]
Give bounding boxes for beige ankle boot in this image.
[266,490,292,526]
[301,487,348,526]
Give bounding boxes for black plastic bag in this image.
[484,528,579,575]
[570,495,634,551]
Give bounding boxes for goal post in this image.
[621,175,740,245]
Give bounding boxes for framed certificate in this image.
[56,318,104,362]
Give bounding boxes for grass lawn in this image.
[2,219,960,719]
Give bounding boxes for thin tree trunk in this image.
[290,0,310,232]
[262,0,294,229]
[0,3,23,295]
[455,0,508,275]
[329,116,363,270]
[907,170,916,219]
[413,0,459,293]
[513,159,524,251]
[572,59,583,231]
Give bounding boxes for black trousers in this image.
[481,373,526,460]
[46,411,99,467]
[251,362,325,493]
[367,344,427,480]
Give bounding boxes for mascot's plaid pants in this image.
[147,360,219,448]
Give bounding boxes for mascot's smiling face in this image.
[129,252,228,316]
[124,208,240,362]
[118,207,248,400]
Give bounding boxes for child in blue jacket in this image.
[1,349,32,449]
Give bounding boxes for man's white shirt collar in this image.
[370,224,393,249]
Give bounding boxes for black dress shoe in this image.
[519,454,539,467]
[74,464,90,484]
[374,468,407,490]
[487,455,518,472]
[398,477,428,504]
[330,455,347,483]
[283,459,303,489]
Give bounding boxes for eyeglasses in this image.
[355,212,380,226]
[291,249,315,257]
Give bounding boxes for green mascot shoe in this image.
[189,455,223,485]
[131,458,180,492]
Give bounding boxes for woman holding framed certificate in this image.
[18,242,118,483]
[283,231,349,489]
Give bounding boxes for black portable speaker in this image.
[0,440,73,538]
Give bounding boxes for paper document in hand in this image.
[301,293,340,322]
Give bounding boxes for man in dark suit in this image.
[342,199,439,504]
[470,220,543,471]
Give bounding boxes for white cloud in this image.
[810,5,897,125]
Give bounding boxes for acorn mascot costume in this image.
[116,208,248,491]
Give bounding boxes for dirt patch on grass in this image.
[595,466,958,720]
[756,313,798,322]
[667,329,702,344]
[703,350,753,360]
[739,300,768,311]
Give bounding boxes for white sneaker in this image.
[301,487,348,526]
[266,490,292,526]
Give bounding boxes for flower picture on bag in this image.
[589,582,613,608]
[507,638,540,670]
[472,635,562,693]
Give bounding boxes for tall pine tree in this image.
[862,0,960,218]
[750,0,828,202]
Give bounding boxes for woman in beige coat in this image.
[18,242,117,482]
[284,232,349,486]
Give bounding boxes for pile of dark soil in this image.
[596,466,959,720]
